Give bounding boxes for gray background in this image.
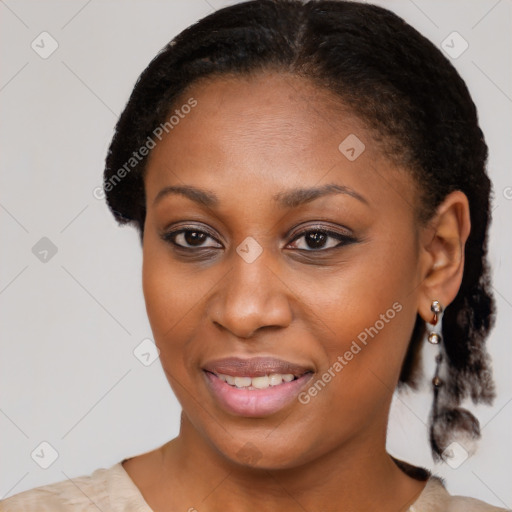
[1,0,511,507]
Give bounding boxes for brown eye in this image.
[304,231,329,249]
[162,228,222,249]
[288,228,356,251]
[183,231,207,246]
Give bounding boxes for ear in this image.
[417,190,471,324]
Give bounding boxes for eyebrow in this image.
[153,183,368,208]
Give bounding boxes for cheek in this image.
[141,225,208,333]
[307,240,416,343]
[141,230,230,386]
[141,248,202,408]
[141,235,197,357]
[142,261,183,341]
[305,238,419,408]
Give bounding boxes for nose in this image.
[209,250,293,339]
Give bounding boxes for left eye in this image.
[287,229,353,251]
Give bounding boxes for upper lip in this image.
[203,357,313,378]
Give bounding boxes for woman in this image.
[2,0,507,510]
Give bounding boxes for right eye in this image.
[161,227,223,250]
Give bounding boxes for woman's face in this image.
[142,72,426,469]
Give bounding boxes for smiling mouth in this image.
[201,357,314,416]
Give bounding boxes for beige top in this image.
[0,462,508,512]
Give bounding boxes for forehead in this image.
[151,72,364,159]
[144,71,416,214]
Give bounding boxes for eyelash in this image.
[160,224,357,253]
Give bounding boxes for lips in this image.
[203,356,312,378]
[202,357,313,417]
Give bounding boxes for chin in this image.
[202,426,321,472]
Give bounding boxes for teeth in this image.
[251,376,270,389]
[268,374,282,386]
[234,376,252,388]
[216,373,297,389]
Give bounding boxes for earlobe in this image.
[417,190,471,321]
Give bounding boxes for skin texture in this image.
[122,72,471,512]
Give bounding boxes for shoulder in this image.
[0,463,151,512]
[411,476,510,512]
[0,466,116,512]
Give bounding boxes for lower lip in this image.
[204,371,312,417]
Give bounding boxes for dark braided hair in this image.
[103,0,496,459]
